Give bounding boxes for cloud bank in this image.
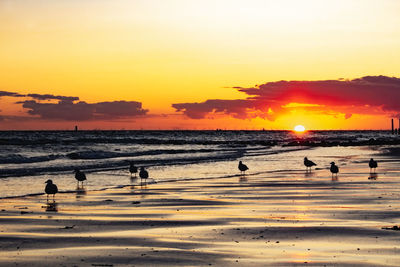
[172,76,400,120]
[0,90,148,121]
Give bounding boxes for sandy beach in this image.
[0,145,400,266]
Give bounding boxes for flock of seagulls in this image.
[129,162,149,181]
[45,163,151,199]
[44,157,379,200]
[238,157,378,178]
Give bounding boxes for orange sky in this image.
[1,0,400,130]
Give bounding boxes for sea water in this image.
[0,130,396,198]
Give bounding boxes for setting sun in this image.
[294,125,306,132]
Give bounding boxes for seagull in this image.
[129,162,138,177]
[330,162,339,177]
[45,179,58,200]
[369,158,378,173]
[238,161,249,175]
[304,157,317,172]
[139,167,149,181]
[74,169,87,186]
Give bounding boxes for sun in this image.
[294,125,306,132]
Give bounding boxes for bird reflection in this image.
[368,173,378,180]
[45,200,58,212]
[239,174,247,183]
[304,171,315,178]
[130,185,136,194]
[331,176,339,182]
[139,184,148,199]
[75,185,87,200]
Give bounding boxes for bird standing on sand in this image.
[330,162,339,177]
[238,161,249,175]
[304,157,317,172]
[74,169,87,186]
[129,162,138,177]
[139,167,149,181]
[45,179,58,200]
[369,158,378,173]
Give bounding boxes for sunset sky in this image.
[1,0,400,130]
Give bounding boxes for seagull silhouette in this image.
[74,169,87,186]
[330,162,339,178]
[45,179,58,200]
[238,161,249,175]
[139,166,149,181]
[369,158,378,173]
[129,162,138,177]
[304,157,317,172]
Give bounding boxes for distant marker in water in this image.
[75,125,78,132]
[304,157,317,172]
[369,158,378,173]
[45,179,58,200]
[330,162,339,177]
[238,161,249,175]
[392,119,394,134]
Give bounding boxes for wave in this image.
[0,145,310,179]
[0,154,63,164]
[67,148,221,160]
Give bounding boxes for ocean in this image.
[0,130,397,198]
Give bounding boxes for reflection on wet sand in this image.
[368,173,378,180]
[45,200,58,212]
[75,185,87,200]
[304,171,315,178]
[239,175,247,183]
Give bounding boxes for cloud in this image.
[1,89,149,121]
[172,99,261,119]
[26,93,79,101]
[172,75,400,120]
[21,100,148,121]
[0,90,79,101]
[0,91,24,97]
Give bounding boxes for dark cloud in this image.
[0,91,24,97]
[26,93,80,101]
[172,75,400,120]
[0,90,79,101]
[1,89,149,121]
[94,101,148,118]
[21,100,148,121]
[172,99,259,119]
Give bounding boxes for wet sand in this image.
[0,146,400,266]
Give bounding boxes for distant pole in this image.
[75,125,78,132]
[392,119,394,134]
[399,119,400,135]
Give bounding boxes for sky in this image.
[1,0,400,130]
